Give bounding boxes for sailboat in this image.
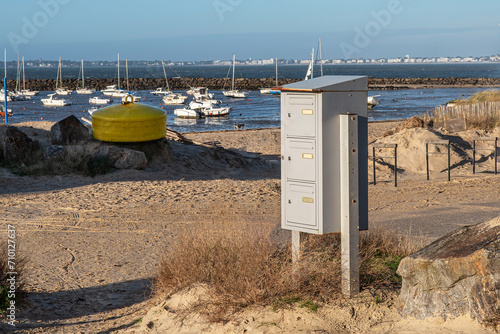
[19,56,39,96]
[260,58,280,95]
[12,54,29,101]
[222,54,248,98]
[55,57,73,95]
[101,53,128,97]
[76,59,95,94]
[157,60,187,105]
[120,59,141,102]
[305,48,314,80]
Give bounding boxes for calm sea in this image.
[3,63,499,132]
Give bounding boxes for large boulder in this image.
[397,216,500,323]
[51,115,90,145]
[0,126,42,165]
[95,146,147,170]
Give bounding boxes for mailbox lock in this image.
[288,156,291,161]
[288,113,291,117]
[288,200,292,204]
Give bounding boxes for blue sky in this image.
[0,0,499,61]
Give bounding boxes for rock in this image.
[397,216,500,323]
[51,115,90,145]
[95,146,147,170]
[0,126,41,165]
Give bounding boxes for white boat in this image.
[55,57,73,95]
[187,86,214,100]
[12,55,30,101]
[260,58,280,95]
[163,92,187,105]
[189,101,230,117]
[121,94,141,102]
[102,54,129,97]
[88,107,98,115]
[89,96,112,104]
[0,90,13,102]
[101,85,128,97]
[76,59,95,94]
[19,57,39,96]
[368,95,380,108]
[174,107,204,119]
[0,106,13,117]
[151,87,169,95]
[222,54,248,98]
[305,48,314,80]
[41,93,71,106]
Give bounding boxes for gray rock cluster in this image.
[397,216,500,324]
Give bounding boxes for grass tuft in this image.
[154,223,423,322]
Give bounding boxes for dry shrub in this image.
[155,223,422,322]
[0,241,28,314]
[383,116,429,137]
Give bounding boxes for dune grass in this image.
[426,90,500,130]
[154,222,423,322]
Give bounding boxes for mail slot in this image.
[286,139,316,182]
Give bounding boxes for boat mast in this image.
[232,53,235,91]
[319,38,323,77]
[275,57,278,86]
[56,57,61,90]
[22,56,26,91]
[162,60,170,91]
[126,59,129,91]
[311,48,314,80]
[81,59,85,89]
[16,53,20,92]
[117,53,120,90]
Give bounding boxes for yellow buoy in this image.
[92,95,166,142]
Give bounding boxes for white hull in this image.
[89,96,112,104]
[367,95,380,108]
[223,90,248,98]
[174,108,203,119]
[163,94,187,105]
[56,88,73,95]
[77,88,96,94]
[42,94,71,106]
[20,89,39,96]
[260,88,271,95]
[151,87,169,95]
[121,95,141,102]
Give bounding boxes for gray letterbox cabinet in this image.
[281,76,368,234]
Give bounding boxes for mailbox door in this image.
[285,182,317,230]
[283,94,317,137]
[286,139,316,182]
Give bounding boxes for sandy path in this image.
[0,123,499,333]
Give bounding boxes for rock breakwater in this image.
[5,77,500,92]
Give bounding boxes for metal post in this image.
[340,114,360,297]
[426,143,429,180]
[372,146,376,185]
[495,138,498,175]
[3,78,7,124]
[473,140,476,174]
[394,145,398,187]
[447,142,451,182]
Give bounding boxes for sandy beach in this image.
[1,120,499,333]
